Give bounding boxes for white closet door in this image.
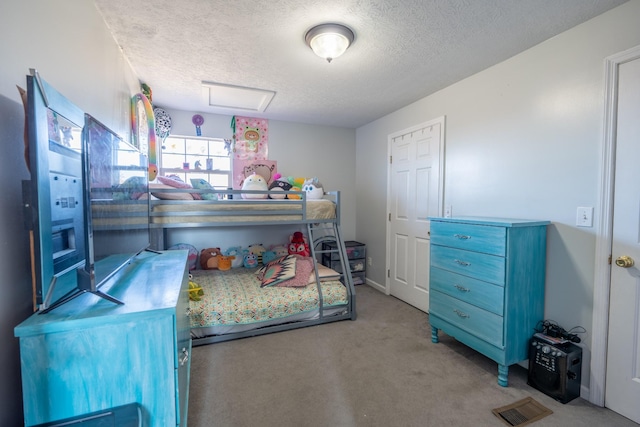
[605,56,640,424]
[387,118,444,312]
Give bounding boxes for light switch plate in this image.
[576,206,593,227]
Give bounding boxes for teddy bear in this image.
[200,247,222,269]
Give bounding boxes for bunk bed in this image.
[148,188,357,346]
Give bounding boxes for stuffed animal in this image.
[271,244,289,258]
[188,274,204,301]
[352,261,364,272]
[268,174,293,199]
[218,255,234,271]
[248,243,266,264]
[288,231,310,257]
[243,253,259,268]
[302,178,324,199]
[284,176,305,199]
[200,247,222,269]
[224,246,245,268]
[261,250,278,265]
[262,243,290,264]
[241,173,268,199]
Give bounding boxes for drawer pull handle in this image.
[454,284,470,292]
[454,259,470,266]
[179,348,189,366]
[454,234,471,240]
[453,309,469,318]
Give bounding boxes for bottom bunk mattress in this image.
[189,267,349,338]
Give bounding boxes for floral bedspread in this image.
[189,268,348,327]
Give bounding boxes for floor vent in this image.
[492,397,553,426]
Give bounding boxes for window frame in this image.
[159,135,231,189]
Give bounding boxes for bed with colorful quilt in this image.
[188,255,352,345]
[145,186,356,344]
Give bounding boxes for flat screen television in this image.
[24,70,87,312]
[76,114,150,303]
[24,70,151,313]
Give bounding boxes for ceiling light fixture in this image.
[305,23,355,63]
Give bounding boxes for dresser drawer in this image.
[430,245,505,285]
[430,267,504,315]
[430,291,504,348]
[430,222,506,256]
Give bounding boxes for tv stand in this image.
[38,263,128,314]
[39,287,123,315]
[15,250,191,427]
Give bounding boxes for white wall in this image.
[0,2,138,136]
[0,1,139,424]
[355,0,640,394]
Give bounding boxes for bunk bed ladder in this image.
[307,222,357,321]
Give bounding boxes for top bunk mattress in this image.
[150,198,336,226]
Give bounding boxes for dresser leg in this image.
[431,326,439,343]
[497,364,509,387]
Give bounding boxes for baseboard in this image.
[364,277,386,294]
[580,384,589,401]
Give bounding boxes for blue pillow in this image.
[190,178,217,200]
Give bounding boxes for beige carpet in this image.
[188,285,638,427]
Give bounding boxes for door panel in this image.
[388,118,444,312]
[605,56,640,424]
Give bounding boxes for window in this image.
[160,136,232,188]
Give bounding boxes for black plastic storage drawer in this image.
[322,241,366,261]
[328,259,366,274]
[352,271,366,285]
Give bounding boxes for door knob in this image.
[615,255,635,268]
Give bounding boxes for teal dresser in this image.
[429,217,549,386]
[14,250,191,426]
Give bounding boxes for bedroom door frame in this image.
[590,44,640,409]
[385,117,445,310]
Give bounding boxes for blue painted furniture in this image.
[429,217,549,386]
[14,250,191,426]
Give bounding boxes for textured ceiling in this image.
[94,0,626,128]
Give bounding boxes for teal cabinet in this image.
[14,250,191,426]
[429,217,549,386]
